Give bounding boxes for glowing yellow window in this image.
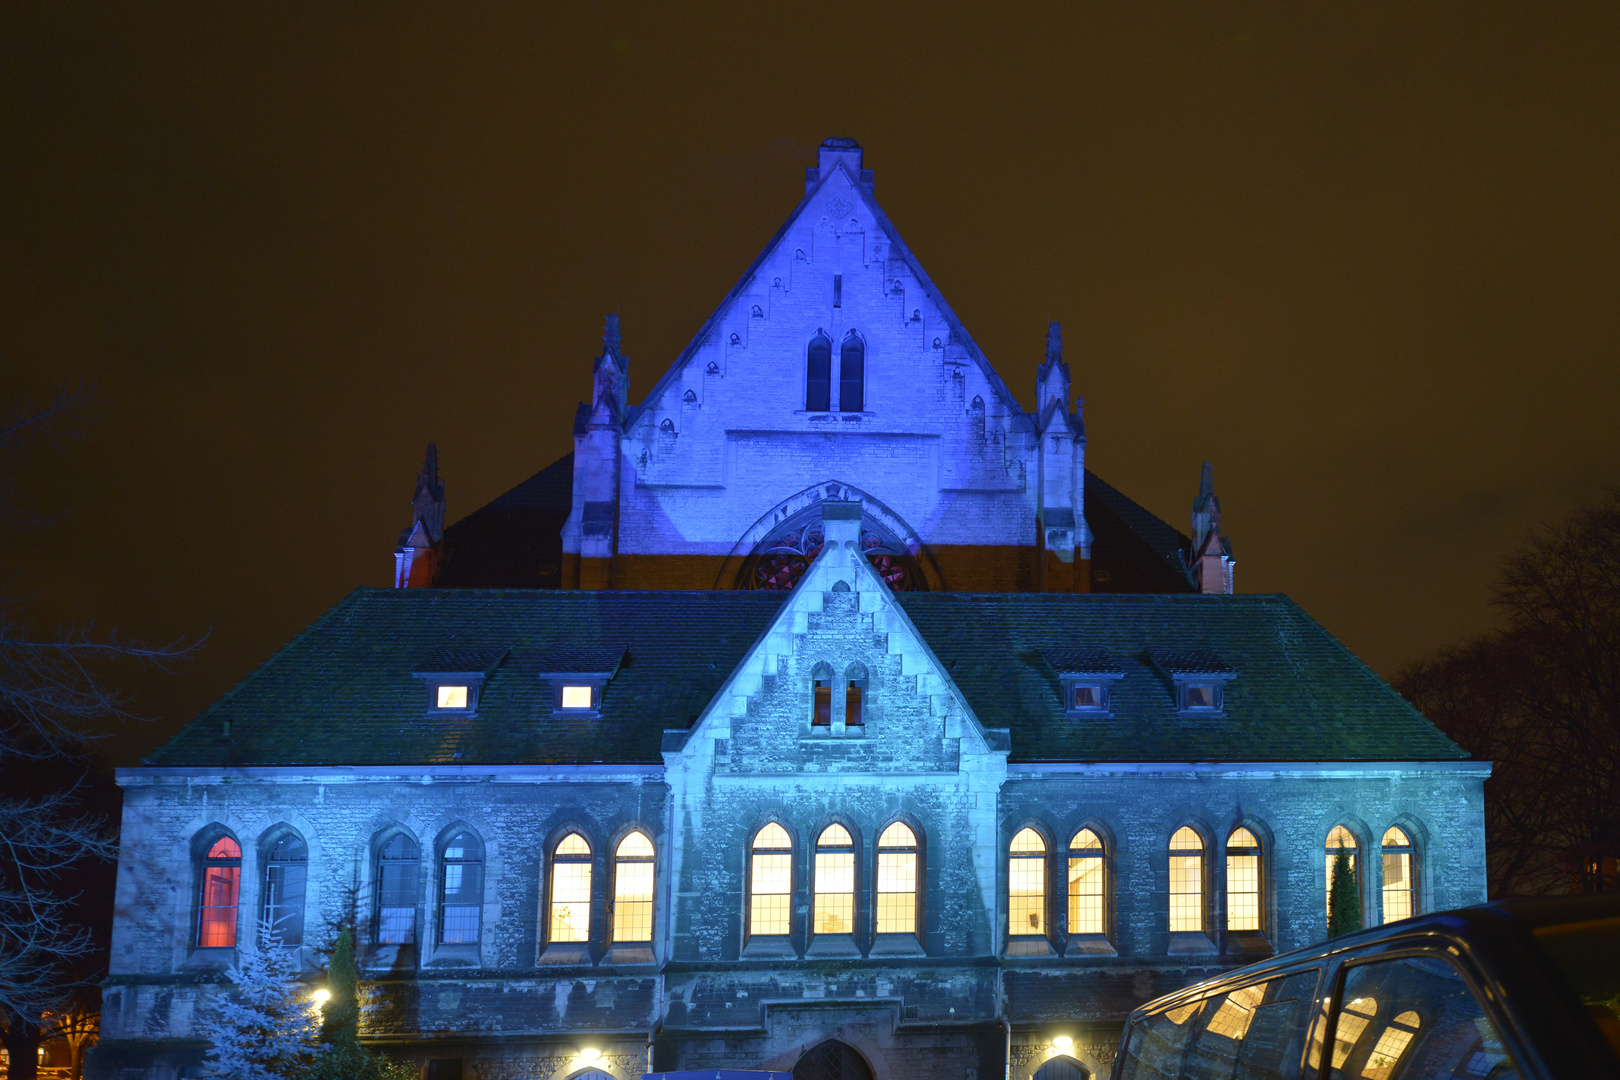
[1226,827,1261,932]
[1008,828,1046,936]
[1169,827,1204,932]
[813,824,855,936]
[1068,829,1105,935]
[1206,982,1267,1041]
[876,822,917,935]
[436,685,468,709]
[1381,827,1415,924]
[750,823,792,937]
[613,832,655,944]
[1362,1010,1420,1080]
[549,833,592,943]
[1332,996,1378,1068]
[1327,825,1358,923]
[560,685,593,710]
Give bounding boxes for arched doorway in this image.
[792,1040,874,1080]
[1033,1056,1088,1080]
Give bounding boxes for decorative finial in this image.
[1199,461,1214,500]
[603,312,621,357]
[1046,321,1062,363]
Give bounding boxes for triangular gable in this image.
[668,509,1005,768]
[633,146,1028,430]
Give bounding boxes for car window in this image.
[1328,955,1519,1080]
[1531,914,1620,1057]
[1117,971,1317,1080]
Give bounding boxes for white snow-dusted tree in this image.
[196,925,318,1080]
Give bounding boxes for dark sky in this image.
[5,6,1619,767]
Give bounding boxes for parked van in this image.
[1110,895,1619,1080]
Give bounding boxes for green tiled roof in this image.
[146,589,1464,767]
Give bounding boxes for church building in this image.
[93,139,1487,1080]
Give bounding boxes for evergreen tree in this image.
[1327,847,1363,938]
[197,926,318,1080]
[318,929,358,1046]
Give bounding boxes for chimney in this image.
[393,444,445,588]
[1189,461,1235,594]
[805,137,875,194]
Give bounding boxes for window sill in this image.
[364,943,417,970]
[1223,931,1273,958]
[1168,931,1217,955]
[803,725,866,740]
[538,942,590,966]
[870,933,925,957]
[180,947,237,971]
[1063,933,1117,957]
[741,935,796,959]
[1005,935,1056,957]
[425,943,481,967]
[604,943,655,965]
[806,935,860,958]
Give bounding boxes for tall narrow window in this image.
[813,824,855,936]
[875,822,918,935]
[262,835,307,946]
[844,663,867,726]
[438,832,483,945]
[1169,827,1204,933]
[750,823,793,937]
[613,832,655,943]
[1381,827,1415,923]
[1068,829,1105,935]
[549,833,593,943]
[375,834,420,945]
[1326,825,1358,925]
[1226,828,1261,932]
[806,335,832,412]
[839,334,865,412]
[198,837,241,948]
[1008,828,1046,936]
[832,274,842,308]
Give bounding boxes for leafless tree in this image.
[0,391,196,1080]
[1398,490,1620,896]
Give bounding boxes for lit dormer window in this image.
[436,685,469,710]
[1151,650,1237,716]
[560,685,594,710]
[537,645,625,718]
[413,649,506,714]
[1044,650,1123,717]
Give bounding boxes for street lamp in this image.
[1052,1036,1073,1051]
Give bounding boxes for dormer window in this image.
[1151,649,1237,716]
[1071,684,1108,711]
[560,685,594,710]
[1182,683,1221,711]
[537,645,625,718]
[1045,650,1123,717]
[413,649,505,715]
[436,685,469,710]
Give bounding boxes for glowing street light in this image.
[578,1048,601,1062]
[311,989,331,1005]
[1052,1036,1073,1051]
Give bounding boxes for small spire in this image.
[1189,461,1233,594]
[410,443,446,544]
[1046,320,1062,365]
[603,312,622,358]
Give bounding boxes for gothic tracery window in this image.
[806,335,832,412]
[613,831,655,943]
[839,333,865,412]
[1169,827,1204,933]
[750,823,793,937]
[1326,825,1358,925]
[741,512,920,592]
[375,833,420,945]
[1008,828,1046,936]
[1068,828,1105,936]
[198,836,241,948]
[1225,827,1261,932]
[813,824,855,936]
[550,833,593,944]
[438,831,483,944]
[875,822,918,935]
[262,833,307,946]
[1381,827,1415,923]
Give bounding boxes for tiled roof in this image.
[145,590,1463,768]
[435,453,573,589]
[1084,471,1197,593]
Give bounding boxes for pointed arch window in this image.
[198,836,241,948]
[1225,828,1261,932]
[375,834,420,945]
[1326,825,1358,925]
[1009,828,1047,936]
[613,832,655,943]
[814,824,856,936]
[876,823,918,935]
[844,663,868,726]
[1068,829,1105,936]
[1381,827,1415,923]
[1169,827,1204,933]
[549,833,593,943]
[438,832,483,944]
[750,823,793,937]
[262,834,307,946]
[806,335,832,412]
[839,333,865,412]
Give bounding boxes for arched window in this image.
[613,832,655,943]
[1169,827,1204,932]
[262,834,307,946]
[1225,828,1261,932]
[1068,829,1105,936]
[750,823,793,937]
[375,834,420,945]
[811,661,834,726]
[198,836,241,948]
[1009,828,1046,936]
[549,833,593,943]
[1381,827,1415,923]
[1326,825,1358,924]
[438,832,483,944]
[813,824,855,936]
[806,335,832,412]
[839,333,865,412]
[875,822,918,935]
[844,663,868,726]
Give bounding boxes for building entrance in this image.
[791,1040,873,1080]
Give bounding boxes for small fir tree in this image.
[308,928,415,1080]
[1327,847,1363,938]
[197,925,318,1080]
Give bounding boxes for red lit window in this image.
[198,837,241,947]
